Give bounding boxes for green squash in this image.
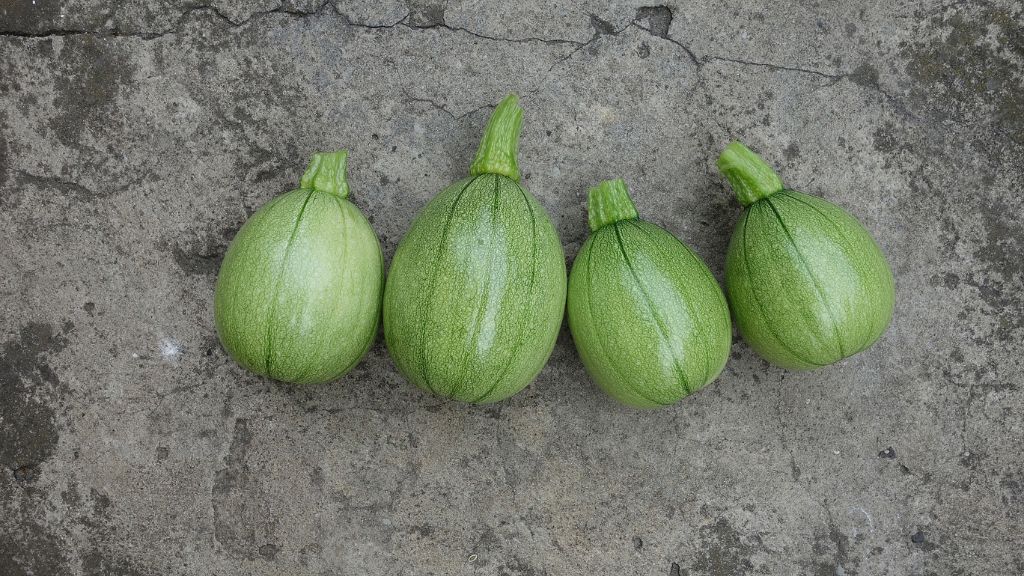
[719,141,895,370]
[214,151,383,384]
[383,95,566,404]
[567,179,733,407]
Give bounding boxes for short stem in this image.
[469,94,522,182]
[588,179,639,231]
[300,150,349,198]
[717,141,783,206]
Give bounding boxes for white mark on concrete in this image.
[851,506,875,533]
[159,337,182,361]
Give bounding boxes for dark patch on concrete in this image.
[171,245,222,277]
[405,1,446,28]
[811,508,857,575]
[635,6,673,39]
[169,225,237,276]
[12,463,39,483]
[848,62,879,88]
[50,37,135,148]
[298,542,323,566]
[878,446,896,459]
[1000,473,1021,507]
[0,0,61,34]
[690,517,766,575]
[902,8,1024,146]
[0,322,70,471]
[789,458,802,482]
[213,418,276,560]
[82,550,151,576]
[590,15,617,36]
[974,200,1023,282]
[0,125,8,185]
[258,543,280,560]
[783,142,801,160]
[945,198,1024,346]
[408,524,434,538]
[940,273,960,290]
[498,556,540,576]
[669,561,683,576]
[910,529,938,552]
[637,42,651,59]
[0,494,72,576]
[14,171,105,203]
[871,122,911,170]
[90,487,112,520]
[83,301,96,315]
[633,536,643,551]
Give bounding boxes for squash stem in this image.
[469,94,522,182]
[300,150,350,198]
[588,179,639,231]
[717,141,783,206]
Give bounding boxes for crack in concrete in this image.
[710,56,842,79]
[773,375,803,484]
[547,15,627,72]
[183,0,337,26]
[15,170,102,200]
[401,92,493,121]
[0,0,337,41]
[633,22,700,66]
[0,4,911,128]
[399,16,581,47]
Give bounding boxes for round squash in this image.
[719,141,895,370]
[383,95,566,404]
[567,179,732,407]
[214,151,384,384]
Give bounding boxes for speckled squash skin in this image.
[720,142,895,370]
[214,151,384,384]
[567,180,732,407]
[382,95,566,404]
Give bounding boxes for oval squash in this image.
[214,151,384,384]
[567,179,733,407]
[382,95,566,404]
[719,141,895,370]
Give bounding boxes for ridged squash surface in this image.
[719,142,894,370]
[567,180,732,407]
[383,95,566,403]
[215,152,383,384]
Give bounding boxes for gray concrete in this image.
[1,0,1022,574]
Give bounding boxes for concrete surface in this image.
[1,0,1022,574]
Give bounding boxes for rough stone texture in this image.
[1,0,1022,574]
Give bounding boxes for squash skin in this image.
[383,173,566,403]
[214,154,384,384]
[567,185,732,408]
[725,189,894,369]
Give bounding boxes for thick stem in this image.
[469,94,523,182]
[717,141,784,206]
[300,150,350,198]
[588,179,639,231]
